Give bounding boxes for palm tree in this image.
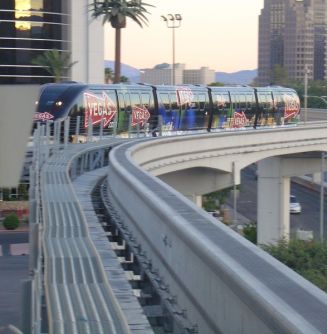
[105,67,114,83]
[119,75,129,83]
[31,49,77,82]
[91,0,153,83]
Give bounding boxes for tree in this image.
[271,64,289,86]
[91,0,153,83]
[105,67,114,83]
[119,75,129,83]
[31,49,77,82]
[263,239,327,292]
[208,82,225,87]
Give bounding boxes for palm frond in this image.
[31,49,77,82]
[90,0,154,27]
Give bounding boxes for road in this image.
[227,166,327,240]
[0,231,28,245]
[225,108,327,240]
[0,231,29,331]
[306,108,327,122]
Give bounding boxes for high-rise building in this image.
[0,0,104,84]
[258,0,327,85]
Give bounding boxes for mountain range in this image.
[104,60,257,85]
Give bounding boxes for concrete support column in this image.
[183,194,202,207]
[312,172,322,183]
[257,157,290,245]
[194,195,202,208]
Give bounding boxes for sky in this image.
[104,0,264,73]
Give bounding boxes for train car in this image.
[209,86,300,130]
[153,85,211,132]
[33,83,301,138]
[34,82,156,137]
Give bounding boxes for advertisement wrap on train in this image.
[33,82,301,138]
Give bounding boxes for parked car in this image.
[206,210,220,218]
[290,195,302,214]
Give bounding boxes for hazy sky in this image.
[104,0,264,73]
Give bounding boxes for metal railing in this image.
[23,124,132,333]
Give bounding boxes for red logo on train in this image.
[131,106,150,126]
[232,111,247,128]
[176,87,194,106]
[284,94,300,120]
[33,112,54,121]
[84,92,117,128]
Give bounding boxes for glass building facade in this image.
[0,0,69,84]
[258,0,327,86]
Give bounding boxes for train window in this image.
[141,92,151,109]
[117,92,125,112]
[158,92,180,130]
[239,94,246,110]
[158,93,170,110]
[246,93,254,105]
[170,92,180,113]
[257,93,275,126]
[131,93,141,108]
[198,94,206,111]
[231,94,241,111]
[212,93,230,129]
[124,93,132,112]
[198,93,210,128]
[68,94,84,118]
[180,91,206,130]
[115,92,130,133]
[245,93,256,127]
[272,92,286,125]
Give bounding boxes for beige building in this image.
[140,64,215,85]
[140,64,185,85]
[183,67,215,85]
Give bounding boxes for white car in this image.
[290,195,302,214]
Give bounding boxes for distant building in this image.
[140,64,185,85]
[258,0,327,85]
[0,0,103,84]
[183,67,215,85]
[140,64,215,85]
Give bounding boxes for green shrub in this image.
[3,213,19,230]
[263,239,327,293]
[243,223,257,244]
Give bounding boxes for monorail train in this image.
[34,82,300,136]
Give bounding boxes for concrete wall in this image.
[0,85,39,187]
[107,138,327,334]
[70,0,104,83]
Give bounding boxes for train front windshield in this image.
[34,84,87,122]
[35,85,68,119]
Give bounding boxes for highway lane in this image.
[225,108,327,240]
[227,166,327,240]
[307,108,327,121]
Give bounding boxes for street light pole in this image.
[320,152,325,242]
[304,65,309,124]
[161,14,182,85]
[306,95,327,242]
